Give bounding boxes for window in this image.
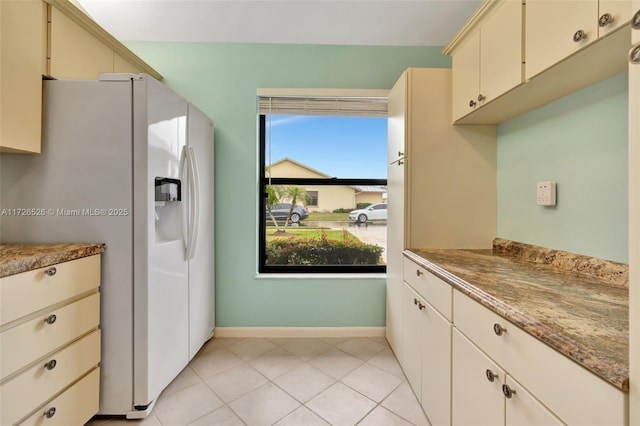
[258,90,388,274]
[307,191,319,207]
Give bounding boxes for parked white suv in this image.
[349,203,387,223]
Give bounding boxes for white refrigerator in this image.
[0,73,215,417]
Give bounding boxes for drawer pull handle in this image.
[44,407,56,419]
[44,314,57,325]
[44,267,57,277]
[502,384,516,399]
[493,323,506,336]
[416,270,423,276]
[485,369,498,382]
[44,359,57,370]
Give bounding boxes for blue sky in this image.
[265,115,388,179]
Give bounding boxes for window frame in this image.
[258,114,387,274]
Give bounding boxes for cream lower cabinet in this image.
[452,329,562,426]
[453,289,627,425]
[0,255,101,425]
[402,258,453,426]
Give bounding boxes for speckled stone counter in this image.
[405,241,629,391]
[0,243,106,278]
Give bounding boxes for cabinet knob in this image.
[502,384,516,399]
[416,269,423,276]
[468,99,477,108]
[398,151,404,157]
[493,323,506,336]
[485,369,498,382]
[632,9,640,29]
[418,301,426,311]
[414,298,419,305]
[44,267,57,277]
[44,359,57,371]
[477,94,486,102]
[44,407,56,419]
[398,159,404,166]
[573,29,587,42]
[44,314,57,325]
[598,13,614,27]
[630,44,640,65]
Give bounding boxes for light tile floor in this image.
[86,337,429,426]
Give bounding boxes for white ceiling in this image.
[75,0,482,46]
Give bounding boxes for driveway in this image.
[305,221,387,263]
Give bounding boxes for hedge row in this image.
[266,236,383,265]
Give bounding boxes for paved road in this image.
[305,221,388,263]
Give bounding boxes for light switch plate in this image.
[537,181,556,206]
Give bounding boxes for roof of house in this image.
[354,185,387,193]
[268,157,332,179]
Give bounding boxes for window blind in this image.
[258,95,388,117]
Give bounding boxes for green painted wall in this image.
[497,72,629,263]
[125,42,450,327]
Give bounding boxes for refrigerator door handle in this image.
[186,146,200,260]
[180,146,189,254]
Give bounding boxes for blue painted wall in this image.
[497,72,629,263]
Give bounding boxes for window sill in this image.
[255,273,386,280]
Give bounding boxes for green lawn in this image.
[307,212,350,221]
[265,228,360,243]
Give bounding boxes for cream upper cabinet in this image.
[598,0,633,36]
[0,1,46,153]
[451,0,523,121]
[48,6,114,79]
[451,31,480,121]
[525,0,599,79]
[446,0,629,124]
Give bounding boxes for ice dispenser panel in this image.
[155,177,181,202]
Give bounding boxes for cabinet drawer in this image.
[19,367,100,426]
[453,290,626,425]
[1,293,100,380]
[1,330,100,425]
[0,255,100,326]
[403,257,452,320]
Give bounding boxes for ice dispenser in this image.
[154,177,182,242]
[155,177,181,202]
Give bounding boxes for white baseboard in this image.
[214,327,386,338]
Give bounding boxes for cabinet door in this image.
[598,0,632,37]
[452,329,504,426]
[49,6,114,79]
[385,71,407,359]
[403,283,423,400]
[504,375,564,426]
[0,0,45,153]
[525,0,598,79]
[421,301,452,426]
[452,31,480,120]
[480,0,523,105]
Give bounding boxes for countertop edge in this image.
[0,243,106,278]
[403,249,629,392]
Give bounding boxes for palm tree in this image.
[265,185,283,232]
[281,186,312,232]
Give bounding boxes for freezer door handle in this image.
[185,146,200,260]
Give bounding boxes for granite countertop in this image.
[0,243,106,278]
[405,239,629,392]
